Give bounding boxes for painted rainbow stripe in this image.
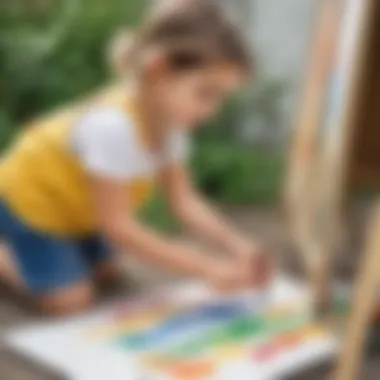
[145,303,309,359]
[144,323,329,380]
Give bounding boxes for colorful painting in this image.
[4,277,343,380]
[97,300,324,379]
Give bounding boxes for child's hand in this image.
[236,244,273,289]
[205,260,252,292]
[250,248,273,288]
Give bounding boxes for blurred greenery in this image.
[0,1,285,231]
[0,0,147,143]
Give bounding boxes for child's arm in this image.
[73,107,256,290]
[89,176,251,291]
[161,164,272,286]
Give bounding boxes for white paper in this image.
[4,277,338,380]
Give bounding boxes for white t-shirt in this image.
[70,106,190,180]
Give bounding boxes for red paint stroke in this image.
[252,342,280,362]
[252,331,304,363]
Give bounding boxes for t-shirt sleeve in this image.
[163,129,191,165]
[72,107,137,180]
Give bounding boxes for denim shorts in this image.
[0,199,111,294]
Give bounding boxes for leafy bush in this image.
[140,193,181,234]
[0,0,147,130]
[193,141,283,204]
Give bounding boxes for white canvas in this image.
[3,277,339,380]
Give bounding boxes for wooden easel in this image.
[332,0,380,377]
[333,202,380,380]
[284,0,346,312]
[286,0,380,378]
[285,0,373,313]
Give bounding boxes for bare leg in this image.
[0,241,94,316]
[0,242,25,290]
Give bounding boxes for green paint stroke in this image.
[155,309,310,360]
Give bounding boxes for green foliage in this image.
[0,0,147,127]
[140,193,181,234]
[193,141,283,204]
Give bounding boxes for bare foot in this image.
[0,242,24,291]
[37,281,94,316]
[93,261,129,295]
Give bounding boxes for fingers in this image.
[207,249,274,294]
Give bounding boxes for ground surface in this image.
[0,208,379,379]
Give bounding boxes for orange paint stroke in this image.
[166,360,215,380]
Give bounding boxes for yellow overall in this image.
[0,86,154,237]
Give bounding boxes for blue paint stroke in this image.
[114,300,251,351]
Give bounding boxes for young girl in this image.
[0,0,271,315]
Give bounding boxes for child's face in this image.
[152,64,244,128]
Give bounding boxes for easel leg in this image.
[294,212,336,318]
[333,203,380,380]
[308,251,334,317]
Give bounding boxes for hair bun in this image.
[108,29,136,76]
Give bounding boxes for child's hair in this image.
[109,0,253,76]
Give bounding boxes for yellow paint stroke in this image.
[84,298,208,342]
[84,306,178,341]
[212,343,245,362]
[297,323,329,341]
[265,302,308,320]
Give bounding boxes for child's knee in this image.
[37,282,95,316]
